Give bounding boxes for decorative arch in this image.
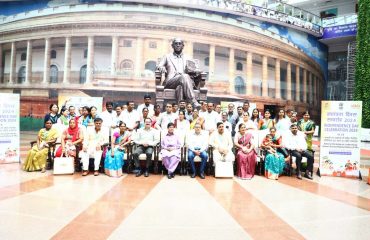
[50,65,58,83]
[234,76,246,94]
[120,59,134,70]
[17,66,26,83]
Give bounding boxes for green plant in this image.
[355,0,370,128]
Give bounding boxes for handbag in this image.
[53,157,74,175]
[215,161,234,178]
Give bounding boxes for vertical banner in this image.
[320,101,362,178]
[0,93,20,164]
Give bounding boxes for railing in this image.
[1,0,323,35]
[322,13,358,27]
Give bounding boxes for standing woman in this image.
[151,104,161,129]
[104,121,130,177]
[275,109,290,133]
[234,123,257,180]
[23,118,58,172]
[251,108,263,129]
[175,110,190,132]
[56,106,70,130]
[189,109,204,130]
[44,103,59,125]
[297,111,315,151]
[79,106,91,128]
[259,110,275,130]
[87,106,98,126]
[160,123,181,179]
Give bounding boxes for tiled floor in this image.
[0,163,369,240]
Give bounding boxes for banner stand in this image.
[316,168,321,177]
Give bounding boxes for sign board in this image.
[58,96,103,114]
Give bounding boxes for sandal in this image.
[82,171,89,176]
[94,171,99,176]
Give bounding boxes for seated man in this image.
[186,123,209,179]
[283,124,314,180]
[156,38,202,107]
[133,118,160,177]
[80,118,109,176]
[209,122,235,168]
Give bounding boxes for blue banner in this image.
[323,23,357,39]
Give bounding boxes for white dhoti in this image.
[80,146,102,171]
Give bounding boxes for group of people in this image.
[23,94,316,181]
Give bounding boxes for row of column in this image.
[0,38,322,105]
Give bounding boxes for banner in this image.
[58,96,103,114]
[322,23,357,39]
[0,93,20,164]
[320,101,362,178]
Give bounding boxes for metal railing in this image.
[322,13,358,27]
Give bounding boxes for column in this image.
[286,62,291,100]
[313,75,317,106]
[25,40,32,84]
[43,38,51,84]
[295,65,300,101]
[275,58,281,99]
[308,72,313,104]
[185,41,193,59]
[111,36,118,75]
[208,44,215,82]
[228,48,235,93]
[161,39,169,56]
[0,44,3,83]
[262,55,268,97]
[303,69,307,103]
[134,37,143,78]
[86,36,94,84]
[63,37,71,84]
[246,52,253,95]
[9,42,16,84]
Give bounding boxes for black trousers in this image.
[290,150,314,173]
[133,145,154,170]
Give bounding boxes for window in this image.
[234,76,246,94]
[50,65,58,83]
[236,62,243,71]
[204,57,209,67]
[83,49,88,59]
[21,53,27,61]
[17,66,26,83]
[50,50,57,59]
[149,41,157,49]
[144,60,157,72]
[120,59,133,70]
[79,65,87,84]
[123,40,132,47]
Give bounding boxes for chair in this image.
[288,150,315,176]
[155,64,208,108]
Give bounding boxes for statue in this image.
[156,38,203,107]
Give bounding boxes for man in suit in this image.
[157,38,201,107]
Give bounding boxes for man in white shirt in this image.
[80,118,109,176]
[186,123,209,179]
[199,101,207,118]
[114,105,123,127]
[220,111,232,135]
[120,101,140,131]
[156,103,176,130]
[133,118,160,177]
[283,124,314,180]
[100,102,117,138]
[209,122,234,167]
[202,102,220,134]
[137,94,154,117]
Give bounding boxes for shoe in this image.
[190,173,196,178]
[94,171,99,176]
[144,171,149,177]
[136,170,142,177]
[304,171,313,180]
[200,173,205,179]
[82,171,88,176]
[297,171,302,180]
[167,173,172,179]
[171,173,175,178]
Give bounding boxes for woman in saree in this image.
[104,121,130,177]
[151,104,161,129]
[23,118,58,172]
[297,111,315,152]
[55,118,83,158]
[262,127,285,180]
[259,110,275,130]
[234,123,257,180]
[251,108,263,129]
[44,103,59,125]
[189,109,204,130]
[86,106,98,127]
[160,123,181,179]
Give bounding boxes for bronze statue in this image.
[156,38,203,107]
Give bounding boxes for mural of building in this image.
[0,0,327,121]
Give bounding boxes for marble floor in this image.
[0,163,369,240]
